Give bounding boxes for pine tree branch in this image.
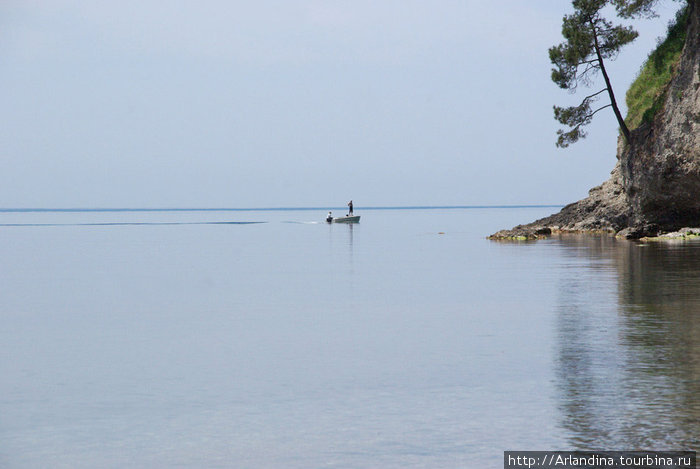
[583,89,609,102]
[577,59,600,66]
[588,104,613,117]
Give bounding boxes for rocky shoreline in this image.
[488,224,700,241]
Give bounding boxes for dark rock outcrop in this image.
[490,0,700,240]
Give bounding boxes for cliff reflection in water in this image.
[553,235,700,450]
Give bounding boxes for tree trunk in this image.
[591,20,632,144]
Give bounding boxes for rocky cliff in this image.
[490,0,700,240]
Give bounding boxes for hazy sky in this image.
[0,1,682,207]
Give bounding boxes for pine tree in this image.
[549,0,685,148]
[550,0,637,147]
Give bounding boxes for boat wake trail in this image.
[281,221,322,224]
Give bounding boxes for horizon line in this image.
[0,205,563,213]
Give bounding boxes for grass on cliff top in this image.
[625,6,689,130]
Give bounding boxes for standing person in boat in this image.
[326,211,333,223]
[348,200,353,215]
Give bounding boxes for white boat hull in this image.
[332,215,360,223]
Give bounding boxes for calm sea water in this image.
[0,207,698,468]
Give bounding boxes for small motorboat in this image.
[332,215,360,223]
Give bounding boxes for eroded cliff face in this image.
[622,0,700,229]
[490,0,700,240]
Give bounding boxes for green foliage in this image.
[612,0,685,18]
[550,4,638,91]
[624,6,689,129]
[612,0,664,18]
[553,90,610,147]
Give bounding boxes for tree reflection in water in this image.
[553,235,700,450]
